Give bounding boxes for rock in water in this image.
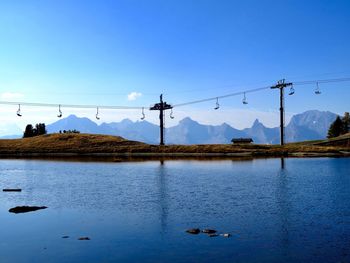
[3,189,22,192]
[186,228,201,234]
[9,206,47,214]
[202,229,217,234]
[78,237,90,240]
[209,233,219,237]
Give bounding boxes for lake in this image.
[0,158,349,263]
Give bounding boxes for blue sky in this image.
[0,0,350,132]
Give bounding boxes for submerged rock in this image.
[186,228,201,234]
[78,237,90,241]
[9,206,47,214]
[209,233,219,237]
[202,229,217,234]
[62,236,70,239]
[3,189,22,192]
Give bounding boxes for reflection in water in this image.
[157,161,168,235]
[276,158,291,258]
[1,158,350,263]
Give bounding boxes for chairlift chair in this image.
[16,104,22,117]
[141,107,145,120]
[214,98,220,110]
[288,86,295,96]
[242,93,248,105]
[170,108,175,119]
[57,105,62,118]
[96,107,100,120]
[315,82,321,95]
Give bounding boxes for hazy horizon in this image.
[0,109,339,137]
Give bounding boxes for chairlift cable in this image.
[172,77,350,108]
[0,77,349,111]
[0,101,145,110]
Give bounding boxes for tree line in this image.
[327,112,349,138]
[23,123,47,138]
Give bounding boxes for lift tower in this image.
[150,94,173,145]
[271,79,293,146]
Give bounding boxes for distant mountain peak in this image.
[120,118,133,124]
[179,117,198,125]
[252,119,263,128]
[221,122,231,127]
[63,114,93,122]
[66,114,78,119]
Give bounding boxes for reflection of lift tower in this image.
[271,79,293,146]
[150,94,173,145]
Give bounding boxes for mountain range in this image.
[40,110,338,145]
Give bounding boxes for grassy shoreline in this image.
[0,133,349,161]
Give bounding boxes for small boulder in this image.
[186,228,200,234]
[3,189,22,192]
[78,237,90,241]
[9,206,47,214]
[202,229,217,234]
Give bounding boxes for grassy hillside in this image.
[313,132,350,147]
[0,133,150,154]
[0,133,349,158]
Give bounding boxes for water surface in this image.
[0,158,349,262]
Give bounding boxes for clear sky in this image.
[0,0,349,133]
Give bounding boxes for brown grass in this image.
[0,133,349,158]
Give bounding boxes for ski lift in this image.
[57,104,62,118]
[214,97,220,110]
[16,104,22,117]
[170,108,175,119]
[242,93,248,104]
[288,85,295,95]
[96,107,100,120]
[315,82,321,95]
[141,107,145,120]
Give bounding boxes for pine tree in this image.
[342,112,350,133]
[36,123,47,135]
[327,116,345,138]
[23,124,34,138]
